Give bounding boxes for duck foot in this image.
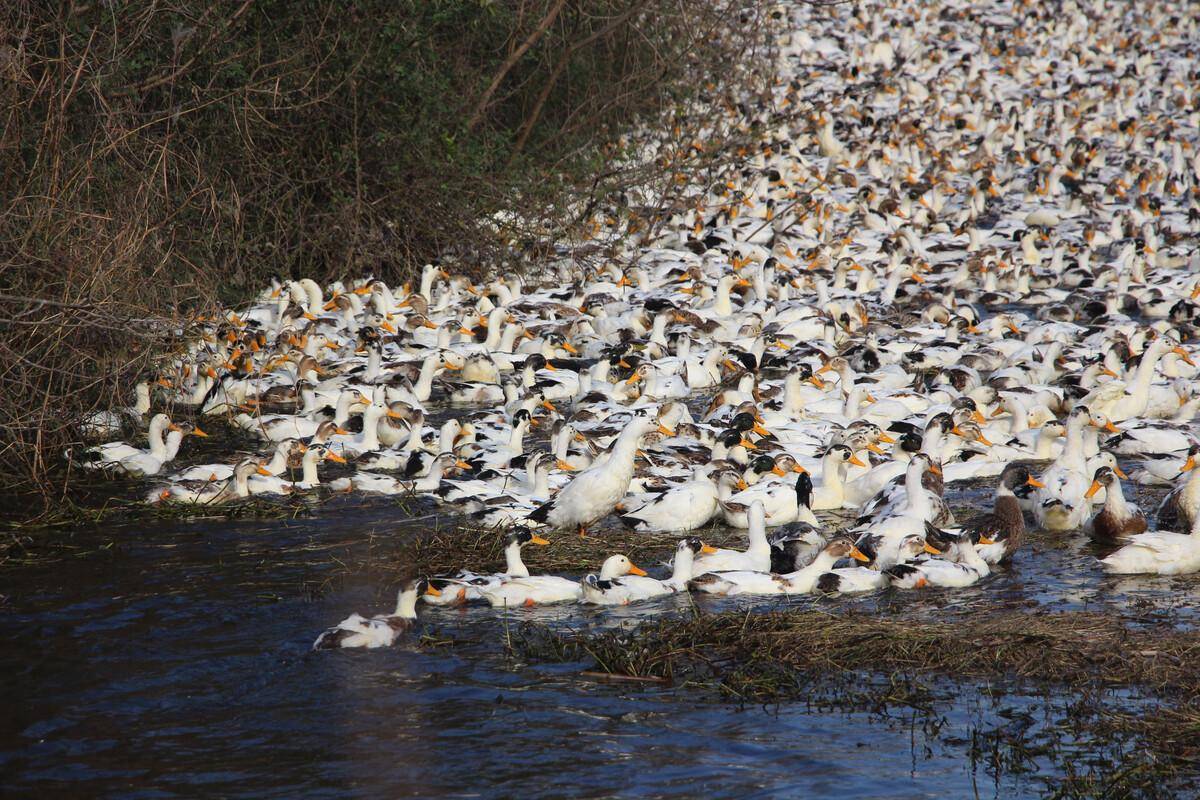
[578,525,588,539]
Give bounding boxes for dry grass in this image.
[382,517,748,577]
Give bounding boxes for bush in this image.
[0,0,773,519]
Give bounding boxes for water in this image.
[3,472,1196,798]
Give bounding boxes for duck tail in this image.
[525,500,554,524]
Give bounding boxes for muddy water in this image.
[2,469,1196,798]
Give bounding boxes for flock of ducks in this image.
[71,0,1200,649]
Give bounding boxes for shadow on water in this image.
[1,464,1197,797]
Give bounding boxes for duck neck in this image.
[233,467,252,498]
[822,454,848,496]
[358,409,382,451]
[1103,479,1130,519]
[498,324,521,354]
[669,548,696,586]
[904,465,932,518]
[504,543,530,577]
[334,392,357,425]
[301,452,321,485]
[365,347,382,381]
[483,309,506,350]
[438,423,458,453]
[133,382,152,415]
[529,464,550,497]
[395,589,420,619]
[161,431,184,463]
[1128,343,1165,407]
[147,419,170,456]
[1062,417,1087,470]
[714,281,734,316]
[1034,427,1059,459]
[507,421,527,453]
[414,356,439,402]
[783,373,805,415]
[264,445,291,474]
[747,510,769,554]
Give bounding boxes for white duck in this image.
[312,578,441,649]
[579,538,716,605]
[480,554,644,607]
[525,413,654,536]
[1100,512,1200,575]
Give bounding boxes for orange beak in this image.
[1027,475,1046,488]
[1084,480,1102,499]
[628,564,648,577]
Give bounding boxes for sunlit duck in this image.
[616,466,725,532]
[174,437,297,484]
[1101,508,1200,575]
[725,471,817,527]
[884,527,991,589]
[1084,466,1146,544]
[945,463,1042,565]
[1155,452,1200,532]
[689,538,868,596]
[808,444,866,510]
[480,554,644,607]
[312,578,442,649]
[252,444,347,493]
[152,458,262,504]
[328,453,466,494]
[691,500,771,573]
[79,377,169,439]
[525,413,655,536]
[815,534,927,594]
[580,538,716,605]
[80,414,193,476]
[423,530,549,606]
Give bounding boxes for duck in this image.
[689,538,868,596]
[78,413,192,476]
[815,534,927,594]
[79,377,168,439]
[1155,453,1200,532]
[525,413,654,536]
[808,444,866,510]
[945,463,1042,565]
[312,578,442,649]
[423,530,549,606]
[479,554,645,607]
[734,468,818,527]
[580,538,716,605]
[152,459,265,505]
[884,527,991,589]
[1100,507,1200,575]
[616,466,725,532]
[251,443,347,493]
[1033,406,1104,531]
[691,500,772,573]
[1084,465,1147,544]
